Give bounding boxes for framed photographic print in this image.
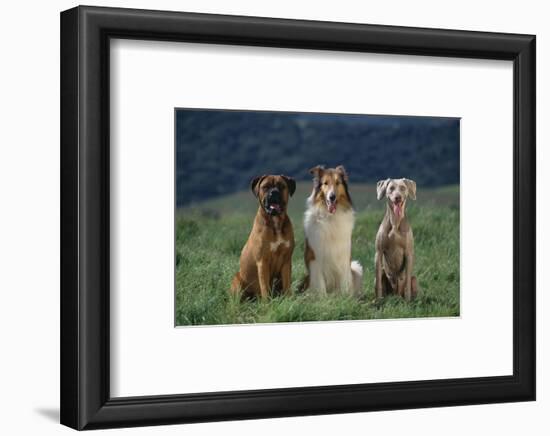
[60,5,536,430]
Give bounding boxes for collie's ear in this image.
[281,175,296,197]
[309,165,324,179]
[250,175,266,198]
[376,179,390,200]
[335,165,349,183]
[309,166,325,190]
[403,178,417,200]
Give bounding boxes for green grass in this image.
[176,183,460,326]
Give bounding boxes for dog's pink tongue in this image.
[328,203,336,214]
[393,203,402,218]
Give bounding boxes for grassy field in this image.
[176,183,460,326]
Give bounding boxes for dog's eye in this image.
[389,186,394,191]
[399,186,405,191]
[336,181,340,186]
[323,181,328,185]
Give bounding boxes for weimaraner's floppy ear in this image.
[335,165,349,183]
[376,179,390,200]
[281,175,296,197]
[250,175,267,198]
[403,178,417,200]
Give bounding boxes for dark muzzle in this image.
[264,189,283,215]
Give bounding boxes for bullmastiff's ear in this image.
[335,165,349,183]
[403,178,417,200]
[281,175,296,197]
[250,175,266,198]
[376,179,391,200]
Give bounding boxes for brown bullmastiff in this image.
[231,174,296,299]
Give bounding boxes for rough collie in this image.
[302,165,363,295]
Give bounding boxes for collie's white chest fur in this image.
[304,196,360,294]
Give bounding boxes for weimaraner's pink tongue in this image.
[393,203,402,218]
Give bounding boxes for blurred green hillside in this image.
[176,110,460,207]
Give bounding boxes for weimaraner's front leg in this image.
[374,250,384,299]
[404,253,414,302]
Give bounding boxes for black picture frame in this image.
[60,5,536,430]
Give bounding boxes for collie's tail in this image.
[351,260,363,294]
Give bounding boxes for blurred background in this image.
[176,109,459,208]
